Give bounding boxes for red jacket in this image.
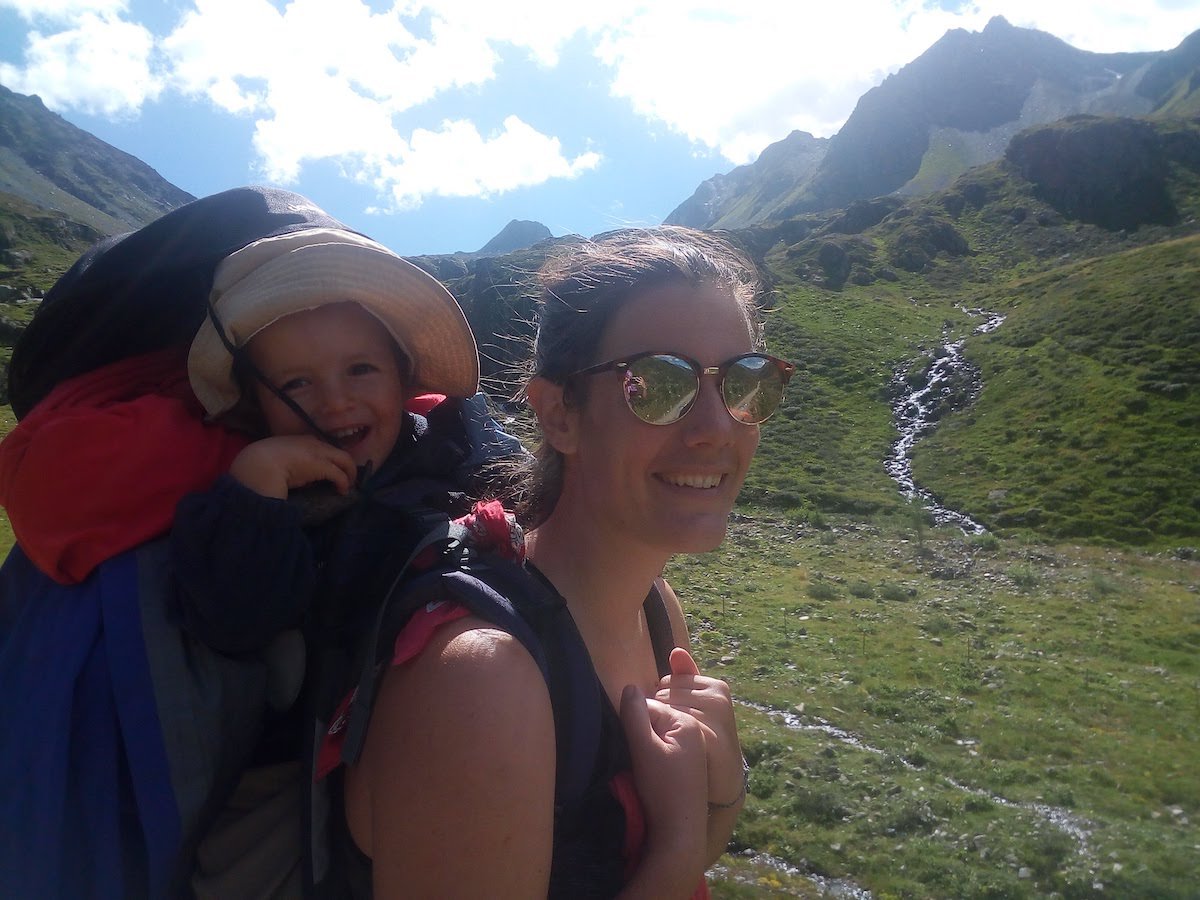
[0,348,248,584]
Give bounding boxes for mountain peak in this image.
[666,18,1182,229]
[477,219,553,255]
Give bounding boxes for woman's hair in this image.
[518,225,765,526]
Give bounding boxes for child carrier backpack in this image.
[0,187,406,898]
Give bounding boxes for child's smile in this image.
[248,302,408,470]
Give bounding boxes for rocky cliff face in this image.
[669,16,1189,230]
[1006,115,1200,230]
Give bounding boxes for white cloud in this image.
[0,11,159,116]
[155,0,603,207]
[416,0,637,67]
[2,0,1196,202]
[585,1,982,162]
[160,0,573,203]
[163,0,499,115]
[977,0,1200,53]
[369,115,601,210]
[0,0,128,21]
[576,0,1200,163]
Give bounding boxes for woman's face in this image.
[563,281,760,556]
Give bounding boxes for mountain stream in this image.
[884,309,1006,533]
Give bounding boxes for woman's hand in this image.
[229,435,357,499]
[617,685,708,899]
[654,647,746,865]
[656,647,744,810]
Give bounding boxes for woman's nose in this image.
[681,378,736,445]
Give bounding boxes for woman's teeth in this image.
[661,474,722,489]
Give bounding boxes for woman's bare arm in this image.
[344,617,556,899]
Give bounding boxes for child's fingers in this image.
[322,446,358,491]
[284,437,356,492]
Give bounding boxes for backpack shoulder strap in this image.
[405,554,603,809]
[334,537,603,811]
[337,517,471,765]
[643,580,675,678]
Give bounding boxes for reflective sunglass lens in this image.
[724,355,785,424]
[625,354,698,424]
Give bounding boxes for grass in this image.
[678,511,1200,898]
[911,236,1200,545]
[746,267,977,523]
[745,192,1200,551]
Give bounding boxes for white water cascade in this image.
[884,309,1005,533]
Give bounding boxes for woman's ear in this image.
[525,377,579,455]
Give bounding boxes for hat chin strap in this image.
[205,299,350,454]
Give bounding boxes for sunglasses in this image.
[569,351,796,426]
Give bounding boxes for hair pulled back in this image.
[520,225,764,526]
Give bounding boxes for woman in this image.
[341,226,795,897]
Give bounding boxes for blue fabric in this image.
[0,546,180,899]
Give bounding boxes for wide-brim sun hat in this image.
[189,228,479,417]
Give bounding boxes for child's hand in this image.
[229,435,358,499]
[655,647,744,812]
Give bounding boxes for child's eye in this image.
[348,362,380,376]
[279,377,310,392]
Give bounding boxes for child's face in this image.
[247,302,407,470]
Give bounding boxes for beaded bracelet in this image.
[707,757,750,812]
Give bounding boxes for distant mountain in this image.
[478,219,553,255]
[0,84,194,303]
[668,16,1199,230]
[665,130,828,230]
[0,84,192,232]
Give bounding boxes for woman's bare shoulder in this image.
[346,614,557,895]
[380,613,550,715]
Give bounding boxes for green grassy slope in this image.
[913,237,1200,545]
[738,125,1200,549]
[745,271,977,521]
[680,514,1199,899]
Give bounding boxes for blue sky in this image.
[1,1,1197,256]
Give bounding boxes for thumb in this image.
[669,646,701,678]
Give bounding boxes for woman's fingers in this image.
[669,646,701,678]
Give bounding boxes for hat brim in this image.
[189,241,479,417]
